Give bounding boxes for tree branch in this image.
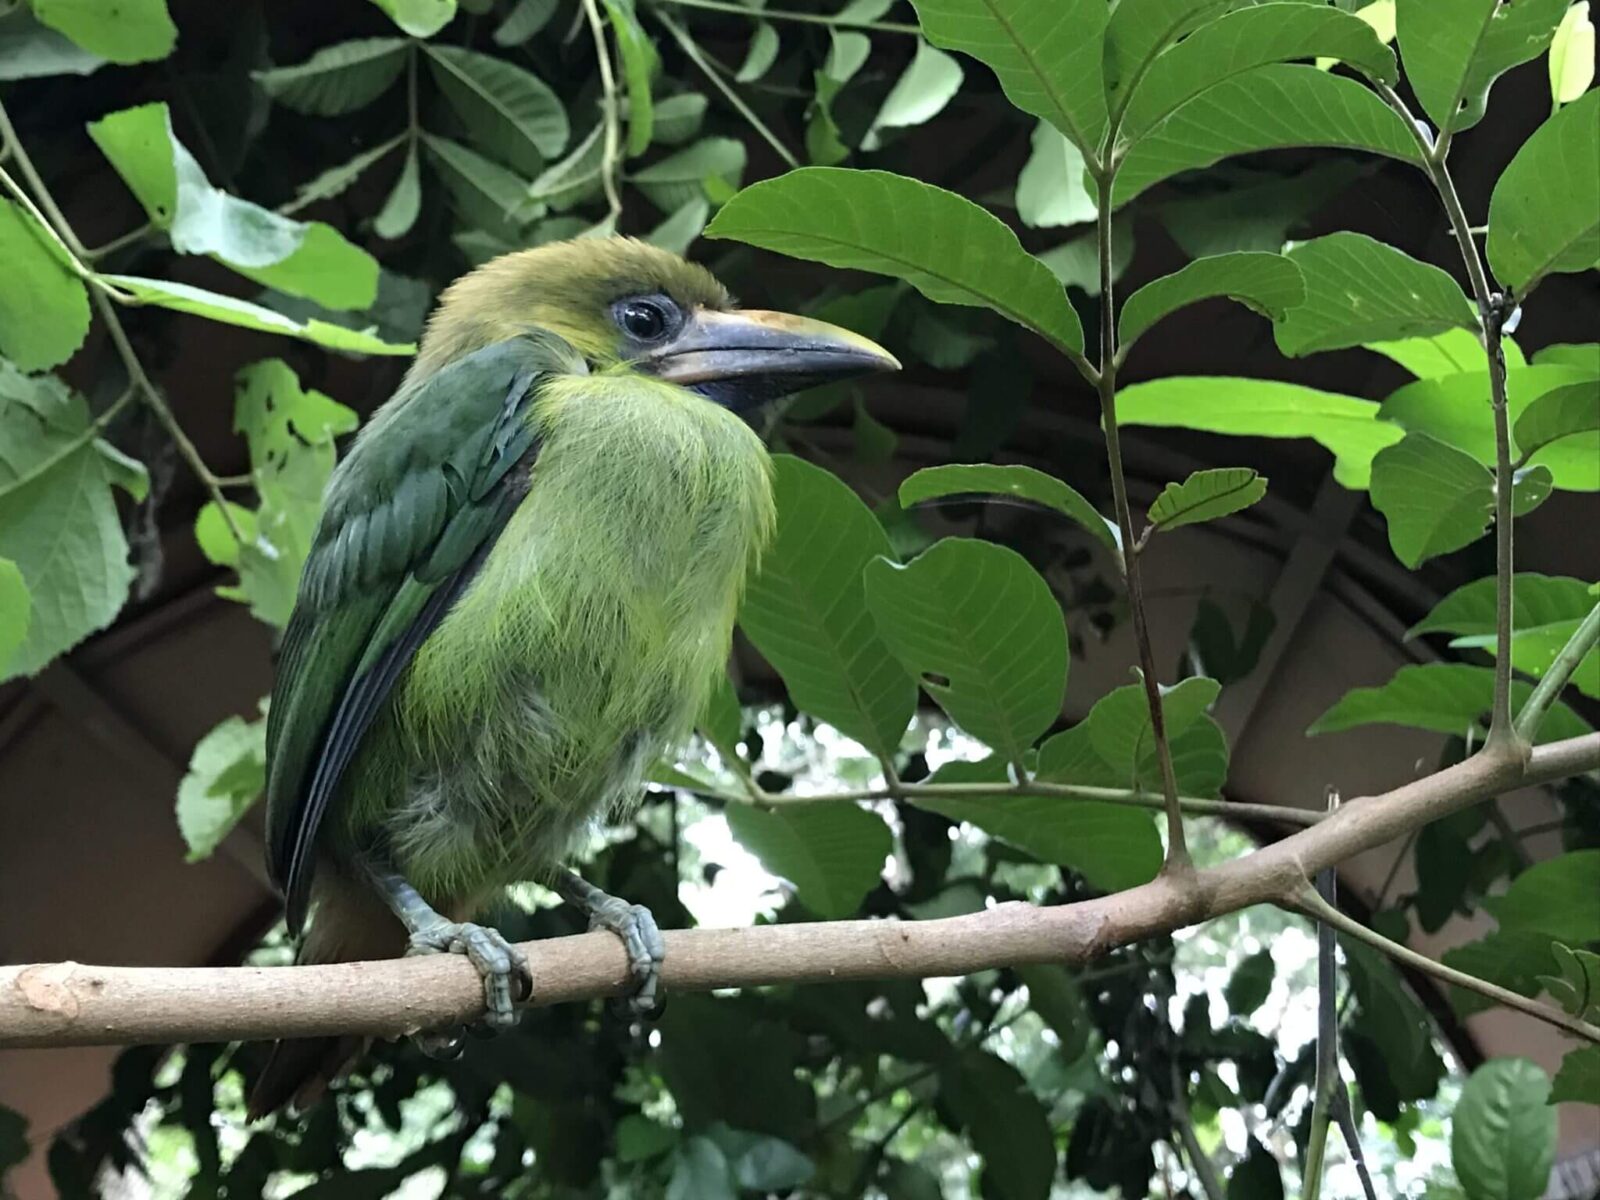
[4,735,1596,1049]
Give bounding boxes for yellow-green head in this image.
[408,237,899,409]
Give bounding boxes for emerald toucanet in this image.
[247,238,898,1117]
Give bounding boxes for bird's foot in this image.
[405,920,532,1032]
[557,873,666,1020]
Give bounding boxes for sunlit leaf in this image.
[1120,252,1303,349]
[1549,2,1596,104]
[177,705,267,861]
[0,200,90,371]
[1015,122,1095,229]
[31,0,175,64]
[1365,326,1526,379]
[1488,89,1600,293]
[736,22,779,83]
[1397,0,1568,133]
[862,38,963,150]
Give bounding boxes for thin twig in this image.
[651,0,921,35]
[1092,166,1189,872]
[653,9,801,169]
[84,222,156,261]
[1300,867,1339,1200]
[1517,599,1600,742]
[582,0,627,224]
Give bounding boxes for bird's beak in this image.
[645,308,900,409]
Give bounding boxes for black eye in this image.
[615,297,675,343]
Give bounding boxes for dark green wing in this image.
[265,333,585,933]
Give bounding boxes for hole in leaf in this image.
[921,672,952,689]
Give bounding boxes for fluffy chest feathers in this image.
[341,373,774,896]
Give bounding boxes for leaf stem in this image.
[649,0,921,35]
[1291,885,1600,1044]
[654,9,801,169]
[1517,599,1600,742]
[1092,167,1189,873]
[581,0,627,224]
[0,385,136,502]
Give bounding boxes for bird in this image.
[246,237,899,1118]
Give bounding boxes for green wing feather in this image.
[265,333,585,933]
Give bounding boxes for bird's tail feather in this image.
[247,875,403,1121]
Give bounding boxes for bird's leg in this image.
[370,870,532,1052]
[555,871,666,1019]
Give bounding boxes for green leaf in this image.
[1226,1136,1283,1200]
[1308,662,1590,743]
[1398,0,1568,133]
[494,0,557,45]
[1369,431,1494,566]
[632,137,745,212]
[710,1127,814,1191]
[1514,381,1600,465]
[422,133,533,236]
[1225,950,1275,1017]
[0,557,28,676]
[916,756,1161,891]
[1121,3,1398,141]
[1276,232,1477,356]
[1409,573,1600,699]
[864,538,1067,761]
[253,38,407,115]
[1451,1059,1556,1200]
[0,366,147,680]
[103,275,413,356]
[1015,121,1095,229]
[369,0,455,37]
[1103,0,1229,113]
[707,167,1085,355]
[31,0,175,64]
[1366,326,1526,379]
[1486,851,1600,945]
[666,1137,737,1200]
[1550,1046,1600,1105]
[0,199,89,371]
[898,464,1119,556]
[1085,676,1220,775]
[1549,2,1596,104]
[1540,943,1600,1021]
[1119,252,1304,349]
[645,196,709,256]
[941,1048,1057,1200]
[1148,467,1267,531]
[525,124,605,211]
[862,38,963,150]
[286,136,408,212]
[373,144,422,240]
[0,7,104,80]
[909,0,1108,156]
[1488,89,1600,293]
[1015,964,1090,1059]
[739,456,915,760]
[1381,366,1598,491]
[736,23,779,83]
[654,92,709,144]
[1157,160,1367,259]
[602,0,656,156]
[1442,929,1558,1016]
[425,44,568,175]
[1115,65,1422,207]
[724,802,891,919]
[233,222,381,313]
[1118,376,1402,489]
[177,705,267,861]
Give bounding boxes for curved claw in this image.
[406,920,532,1030]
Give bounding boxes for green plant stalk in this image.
[1374,81,1520,756]
[1300,868,1339,1200]
[1517,599,1600,741]
[1292,885,1600,1044]
[0,99,245,548]
[653,9,800,169]
[649,0,921,35]
[581,0,626,223]
[1093,168,1189,873]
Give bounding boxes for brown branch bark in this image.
[3,734,1596,1049]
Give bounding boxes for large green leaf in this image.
[177,705,267,862]
[1488,88,1600,294]
[1117,376,1402,488]
[0,365,147,680]
[1102,0,1229,116]
[1365,326,1524,379]
[862,38,964,150]
[31,0,174,64]
[0,557,28,676]
[707,168,1084,355]
[916,757,1161,891]
[898,464,1119,556]
[370,0,455,37]
[738,455,915,760]
[1082,676,1220,776]
[1514,381,1600,464]
[1119,252,1304,349]
[1397,0,1569,134]
[253,38,408,115]
[1410,573,1600,699]
[1308,662,1590,744]
[864,538,1067,762]
[1120,3,1398,141]
[1450,1059,1556,1200]
[103,275,413,356]
[1115,65,1422,207]
[1486,851,1600,946]
[1147,467,1267,532]
[0,200,89,372]
[724,802,891,919]
[1380,365,1598,491]
[1369,432,1494,566]
[1276,232,1477,356]
[908,0,1109,156]
[426,43,568,175]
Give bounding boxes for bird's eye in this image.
[615,297,677,343]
